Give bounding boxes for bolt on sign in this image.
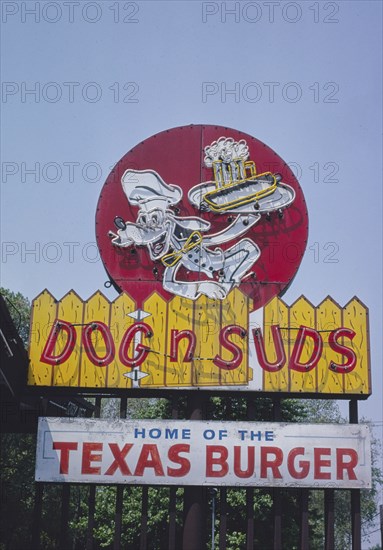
[27,125,371,396]
[35,418,372,489]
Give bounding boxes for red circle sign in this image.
[96,125,308,309]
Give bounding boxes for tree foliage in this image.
[0,287,31,346]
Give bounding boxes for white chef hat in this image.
[121,169,182,211]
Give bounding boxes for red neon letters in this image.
[41,319,357,375]
[40,320,247,370]
[253,324,357,374]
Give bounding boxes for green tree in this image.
[0,287,31,346]
[0,434,36,549]
[1,288,34,549]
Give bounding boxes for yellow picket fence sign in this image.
[262,296,370,396]
[28,290,370,396]
[28,288,251,390]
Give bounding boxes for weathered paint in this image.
[28,291,371,396]
[261,296,370,396]
[35,418,372,489]
[96,125,308,310]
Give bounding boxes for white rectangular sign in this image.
[35,418,371,488]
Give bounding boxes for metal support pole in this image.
[85,486,96,550]
[219,488,227,550]
[140,487,148,550]
[182,393,206,550]
[86,396,101,550]
[113,487,124,550]
[114,397,127,550]
[349,399,358,424]
[246,397,256,550]
[59,484,70,550]
[31,482,43,550]
[246,488,255,550]
[273,399,282,550]
[349,399,361,550]
[211,488,217,550]
[273,488,282,550]
[169,395,179,550]
[30,398,47,550]
[299,489,309,550]
[351,490,361,550]
[380,504,383,549]
[168,486,177,550]
[120,396,127,419]
[324,489,335,550]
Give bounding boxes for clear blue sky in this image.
[1,0,382,542]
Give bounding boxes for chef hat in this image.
[121,169,182,211]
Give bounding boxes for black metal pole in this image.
[113,397,127,550]
[349,399,361,550]
[182,393,206,550]
[31,398,47,550]
[218,487,227,550]
[380,504,383,549]
[113,487,124,550]
[85,488,96,549]
[169,395,179,550]
[59,484,71,550]
[211,489,217,549]
[31,482,43,550]
[168,486,177,550]
[86,396,102,550]
[273,488,282,550]
[273,399,282,550]
[246,488,254,550]
[140,487,148,550]
[299,489,309,550]
[324,489,335,550]
[246,397,256,550]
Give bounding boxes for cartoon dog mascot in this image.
[108,169,261,300]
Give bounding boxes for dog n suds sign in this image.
[27,126,371,396]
